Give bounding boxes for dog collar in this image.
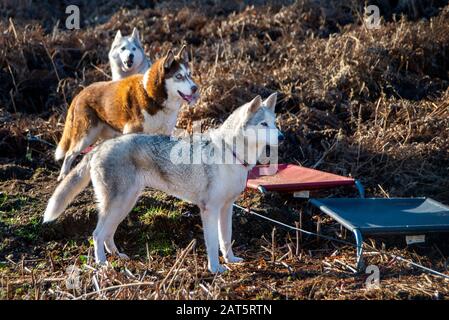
[231,150,249,168]
[224,144,249,168]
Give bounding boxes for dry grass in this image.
[1,0,449,299]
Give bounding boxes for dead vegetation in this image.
[1,0,449,299]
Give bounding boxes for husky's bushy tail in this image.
[44,154,92,222]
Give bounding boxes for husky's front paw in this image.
[208,264,227,274]
[57,174,66,182]
[225,256,243,264]
[117,252,130,260]
[96,260,109,267]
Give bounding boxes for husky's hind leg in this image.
[93,214,108,265]
[58,124,102,182]
[103,187,142,260]
[93,184,142,264]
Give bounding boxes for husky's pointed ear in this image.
[263,92,277,113]
[112,30,122,46]
[131,28,141,45]
[247,95,263,114]
[131,27,139,39]
[177,45,189,62]
[164,50,175,69]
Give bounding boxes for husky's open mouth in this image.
[178,90,199,105]
[124,60,133,68]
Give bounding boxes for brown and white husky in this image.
[55,46,199,181]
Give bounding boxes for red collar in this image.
[224,144,249,168]
[232,150,249,168]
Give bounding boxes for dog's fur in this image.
[55,46,199,181]
[44,94,281,273]
[109,28,151,81]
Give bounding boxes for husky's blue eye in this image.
[132,47,136,51]
[176,74,183,80]
[261,122,268,127]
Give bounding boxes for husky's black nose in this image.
[191,85,198,94]
[278,132,285,142]
[129,53,134,60]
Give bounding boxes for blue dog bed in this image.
[309,198,449,270]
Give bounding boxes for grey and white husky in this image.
[109,28,151,81]
[43,93,283,273]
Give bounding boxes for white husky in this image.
[44,93,282,273]
[109,28,151,81]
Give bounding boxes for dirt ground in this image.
[1,0,449,299]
